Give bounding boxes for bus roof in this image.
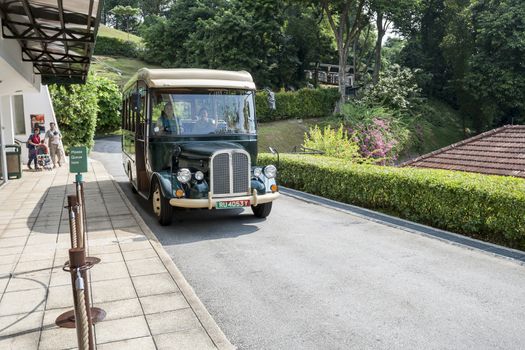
[123,68,256,92]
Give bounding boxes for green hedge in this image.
[258,153,525,250]
[93,76,122,133]
[49,78,98,151]
[256,88,340,122]
[94,36,141,58]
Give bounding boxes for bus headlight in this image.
[194,171,204,181]
[253,167,262,177]
[263,165,277,179]
[177,168,191,183]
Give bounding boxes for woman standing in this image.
[27,128,41,170]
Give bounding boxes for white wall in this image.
[0,95,14,144]
[0,18,40,97]
[21,86,57,137]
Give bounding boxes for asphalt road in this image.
[92,136,525,350]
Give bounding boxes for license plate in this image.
[216,200,251,209]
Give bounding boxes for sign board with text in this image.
[69,146,88,173]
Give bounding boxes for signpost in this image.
[69,147,88,174]
[70,146,88,185]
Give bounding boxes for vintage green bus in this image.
[121,68,280,225]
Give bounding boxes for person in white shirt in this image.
[45,122,62,167]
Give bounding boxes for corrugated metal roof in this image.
[402,125,525,178]
[0,0,102,84]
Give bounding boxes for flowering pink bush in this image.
[348,118,400,164]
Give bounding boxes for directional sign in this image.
[69,146,88,173]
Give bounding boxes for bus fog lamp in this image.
[253,167,262,177]
[195,171,204,181]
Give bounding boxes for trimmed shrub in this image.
[93,76,122,133]
[49,77,98,151]
[256,88,339,121]
[303,125,368,162]
[258,153,525,250]
[94,36,141,58]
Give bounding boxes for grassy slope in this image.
[414,99,468,156]
[257,119,322,153]
[98,25,142,43]
[92,25,162,87]
[91,55,163,87]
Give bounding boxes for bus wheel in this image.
[128,165,137,194]
[152,181,173,225]
[251,202,272,218]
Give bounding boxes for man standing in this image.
[45,122,62,167]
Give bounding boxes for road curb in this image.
[281,187,525,266]
[109,171,236,350]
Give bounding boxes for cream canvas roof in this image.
[124,68,256,91]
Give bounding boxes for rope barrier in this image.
[69,206,77,248]
[74,268,89,350]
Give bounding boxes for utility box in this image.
[1,144,22,179]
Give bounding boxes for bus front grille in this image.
[211,150,250,196]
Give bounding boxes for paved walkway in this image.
[0,161,233,349]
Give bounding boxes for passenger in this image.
[27,128,41,170]
[193,108,216,134]
[156,103,179,134]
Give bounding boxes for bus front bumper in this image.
[169,191,280,209]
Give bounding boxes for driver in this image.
[156,103,179,134]
[192,107,216,134]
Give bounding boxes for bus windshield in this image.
[150,90,256,136]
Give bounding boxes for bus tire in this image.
[128,164,137,194]
[152,180,173,225]
[251,202,272,218]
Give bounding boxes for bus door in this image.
[135,82,149,193]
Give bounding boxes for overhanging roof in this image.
[0,0,102,84]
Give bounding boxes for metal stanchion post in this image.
[74,175,85,248]
[56,195,106,331]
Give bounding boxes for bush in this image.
[259,153,525,249]
[303,125,368,162]
[94,36,141,58]
[256,88,339,121]
[93,76,121,133]
[340,103,412,163]
[49,76,98,151]
[360,64,423,114]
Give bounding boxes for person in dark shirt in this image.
[193,108,216,134]
[27,128,41,170]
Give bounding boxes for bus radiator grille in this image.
[211,151,250,196]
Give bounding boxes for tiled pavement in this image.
[0,161,234,350]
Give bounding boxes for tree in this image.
[184,0,286,87]
[464,0,525,129]
[101,0,138,25]
[140,0,219,67]
[110,5,141,37]
[138,0,171,19]
[318,0,367,104]
[368,0,418,84]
